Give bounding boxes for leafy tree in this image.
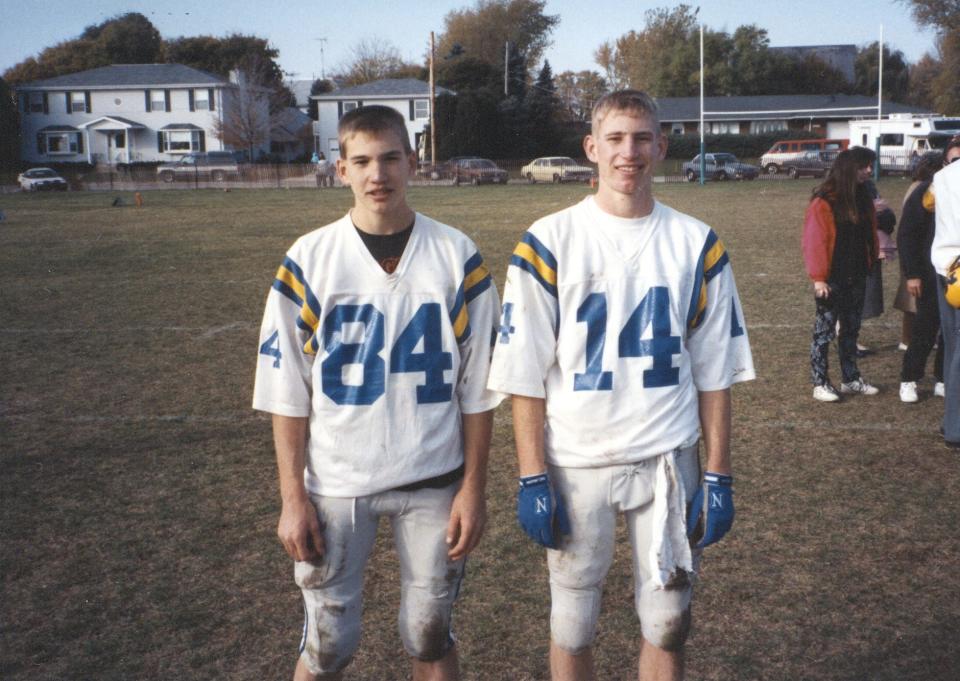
[899,0,960,112]
[907,53,940,108]
[593,5,700,96]
[436,56,500,93]
[594,5,851,97]
[4,12,163,84]
[81,12,163,65]
[555,70,607,121]
[897,0,960,31]
[522,61,561,155]
[854,42,910,102]
[333,38,421,86]
[435,0,559,76]
[0,77,20,170]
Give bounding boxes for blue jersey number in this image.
[321,303,453,406]
[390,303,453,403]
[259,330,282,368]
[574,287,681,391]
[321,304,386,405]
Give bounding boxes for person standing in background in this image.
[897,150,950,403]
[803,148,881,402]
[930,136,960,448]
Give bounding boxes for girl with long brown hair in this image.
[802,147,881,402]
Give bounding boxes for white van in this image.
[760,139,848,175]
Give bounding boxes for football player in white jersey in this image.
[488,90,755,681]
[254,105,502,681]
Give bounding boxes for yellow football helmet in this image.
[947,256,960,308]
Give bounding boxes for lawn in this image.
[1,182,958,680]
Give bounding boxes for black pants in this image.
[811,279,865,386]
[900,272,944,382]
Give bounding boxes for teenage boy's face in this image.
[584,110,667,197]
[337,130,416,218]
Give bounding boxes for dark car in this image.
[18,168,68,192]
[451,158,509,185]
[157,151,241,182]
[782,150,837,179]
[682,153,759,182]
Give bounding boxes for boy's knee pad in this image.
[398,589,456,661]
[300,598,361,674]
[640,604,692,652]
[549,580,602,654]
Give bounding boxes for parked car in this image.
[682,153,759,182]
[521,156,594,183]
[782,150,838,179]
[760,138,848,175]
[450,158,509,185]
[18,168,68,192]
[157,151,241,183]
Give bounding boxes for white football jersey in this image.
[488,196,755,468]
[253,213,503,497]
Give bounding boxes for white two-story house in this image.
[311,79,452,161]
[15,63,270,165]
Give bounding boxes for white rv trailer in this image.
[848,114,960,173]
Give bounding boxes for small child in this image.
[253,105,501,680]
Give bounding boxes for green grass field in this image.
[2,182,958,680]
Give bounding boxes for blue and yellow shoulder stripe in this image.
[272,256,322,354]
[686,230,729,330]
[510,232,558,298]
[450,251,493,343]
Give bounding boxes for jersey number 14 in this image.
[574,287,680,391]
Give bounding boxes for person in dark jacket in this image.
[802,148,881,402]
[897,151,946,402]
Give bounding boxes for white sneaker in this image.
[934,382,945,397]
[897,342,909,351]
[900,381,918,403]
[841,378,880,395]
[813,384,841,402]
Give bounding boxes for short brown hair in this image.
[338,105,412,157]
[590,90,660,136]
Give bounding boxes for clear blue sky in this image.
[0,0,939,81]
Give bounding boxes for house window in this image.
[671,123,684,135]
[194,89,210,110]
[707,122,737,134]
[342,101,358,114]
[749,120,787,134]
[414,99,429,119]
[162,130,202,152]
[151,90,166,112]
[70,92,87,113]
[29,92,45,113]
[44,132,82,154]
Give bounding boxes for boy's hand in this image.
[278,496,325,563]
[446,483,487,561]
[517,473,570,548]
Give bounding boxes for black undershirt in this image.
[354,219,464,492]
[354,220,414,273]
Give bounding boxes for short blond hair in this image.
[591,90,660,136]
[338,105,412,157]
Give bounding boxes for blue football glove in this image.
[517,473,570,549]
[686,472,735,549]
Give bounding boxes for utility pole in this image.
[314,38,328,80]
[430,31,436,166]
[504,41,509,96]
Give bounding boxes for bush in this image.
[665,130,827,160]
